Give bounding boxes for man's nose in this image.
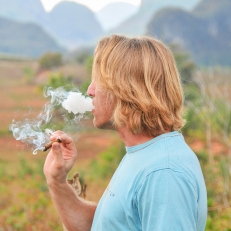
[87,81,95,97]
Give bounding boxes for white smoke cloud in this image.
[9,87,93,154]
[62,92,93,114]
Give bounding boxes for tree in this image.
[38,52,63,71]
[170,44,196,84]
[47,72,73,90]
[79,56,93,93]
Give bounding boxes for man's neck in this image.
[117,127,171,147]
[116,127,155,147]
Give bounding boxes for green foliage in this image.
[79,56,93,93]
[38,52,63,71]
[18,157,46,180]
[23,67,35,84]
[0,156,63,230]
[0,129,11,136]
[19,158,34,178]
[0,159,7,179]
[80,80,91,93]
[85,56,93,75]
[196,151,208,165]
[88,143,125,180]
[195,149,231,230]
[47,72,73,89]
[171,44,196,84]
[182,85,204,137]
[206,207,231,231]
[182,68,231,231]
[183,80,231,140]
[38,72,74,93]
[76,51,92,64]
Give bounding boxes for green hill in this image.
[0,0,46,23]
[0,0,103,49]
[110,0,199,36]
[46,1,103,48]
[0,17,64,57]
[147,0,231,66]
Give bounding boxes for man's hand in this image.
[43,131,77,185]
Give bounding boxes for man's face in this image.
[87,79,115,130]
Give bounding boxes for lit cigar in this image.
[43,138,62,152]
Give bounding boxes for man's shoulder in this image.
[122,131,202,187]
[124,131,186,170]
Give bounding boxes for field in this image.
[1,59,231,230]
[0,59,119,230]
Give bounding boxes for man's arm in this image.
[44,131,97,231]
[48,180,96,231]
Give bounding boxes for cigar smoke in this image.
[9,86,94,155]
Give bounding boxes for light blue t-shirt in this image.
[91,131,207,231]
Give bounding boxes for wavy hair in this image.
[93,34,185,137]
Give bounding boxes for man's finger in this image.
[51,134,76,151]
[52,142,65,170]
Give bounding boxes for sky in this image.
[40,0,141,12]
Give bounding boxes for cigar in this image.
[43,138,62,152]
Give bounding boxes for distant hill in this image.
[96,2,139,31]
[0,0,103,49]
[193,0,230,16]
[147,0,231,66]
[110,0,199,36]
[0,0,47,23]
[0,17,64,57]
[46,1,103,49]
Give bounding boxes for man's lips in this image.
[91,101,95,113]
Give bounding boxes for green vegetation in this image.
[79,56,93,93]
[171,44,196,84]
[75,50,92,65]
[182,67,231,230]
[38,52,63,71]
[37,72,74,96]
[23,67,35,84]
[88,144,125,180]
[46,72,73,89]
[0,157,63,230]
[1,57,231,230]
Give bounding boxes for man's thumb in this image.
[52,143,64,169]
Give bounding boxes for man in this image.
[44,35,207,231]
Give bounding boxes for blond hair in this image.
[93,34,185,137]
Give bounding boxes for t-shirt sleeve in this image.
[135,169,198,231]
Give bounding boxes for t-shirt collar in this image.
[125,131,181,154]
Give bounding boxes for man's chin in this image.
[93,120,115,130]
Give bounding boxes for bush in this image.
[171,44,196,84]
[79,56,93,93]
[38,52,63,71]
[88,144,125,180]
